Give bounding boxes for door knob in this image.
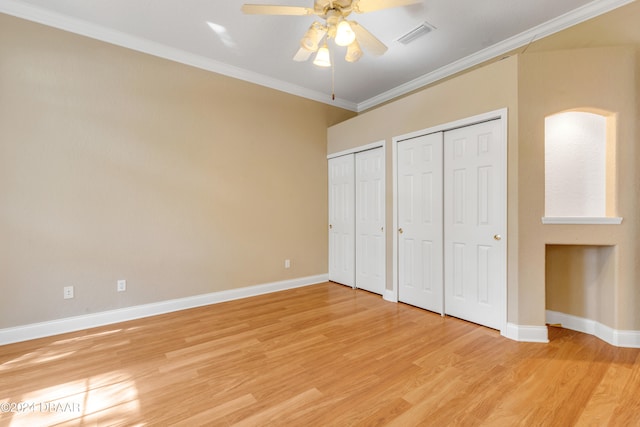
[493,234,502,241]
[399,228,404,234]
[381,227,384,232]
[329,224,333,229]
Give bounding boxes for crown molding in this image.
[356,0,636,112]
[0,0,358,111]
[1,0,632,113]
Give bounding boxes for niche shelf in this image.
[541,217,622,225]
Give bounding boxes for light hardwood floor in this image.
[1,282,639,426]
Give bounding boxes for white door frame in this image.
[391,109,508,336]
[328,140,386,291]
[327,140,386,160]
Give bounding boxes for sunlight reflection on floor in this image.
[0,330,127,373]
[4,370,140,426]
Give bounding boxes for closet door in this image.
[443,119,505,330]
[328,155,355,287]
[397,133,444,313]
[355,147,385,294]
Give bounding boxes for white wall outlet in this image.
[63,286,74,299]
[284,259,291,269]
[117,279,126,292]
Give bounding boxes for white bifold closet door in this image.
[328,147,385,294]
[397,119,505,330]
[397,132,444,313]
[328,154,355,288]
[443,119,505,330]
[355,148,385,294]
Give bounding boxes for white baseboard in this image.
[0,274,328,346]
[546,310,640,348]
[503,322,549,343]
[382,289,398,303]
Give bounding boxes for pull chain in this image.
[331,47,335,100]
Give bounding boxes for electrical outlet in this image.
[63,286,74,299]
[285,259,291,269]
[117,279,126,292]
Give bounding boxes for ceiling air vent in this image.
[397,22,435,45]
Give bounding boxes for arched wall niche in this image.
[543,108,621,224]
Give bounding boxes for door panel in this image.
[444,119,505,330]
[355,148,385,294]
[397,133,444,313]
[328,155,355,287]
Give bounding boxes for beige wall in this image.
[328,2,640,331]
[0,14,355,328]
[518,46,638,329]
[3,2,639,334]
[545,245,616,322]
[328,56,521,322]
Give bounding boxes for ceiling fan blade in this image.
[353,0,421,13]
[350,21,388,56]
[241,4,314,15]
[293,48,314,62]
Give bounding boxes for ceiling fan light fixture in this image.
[334,20,356,47]
[313,44,331,67]
[345,40,363,62]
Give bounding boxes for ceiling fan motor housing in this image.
[314,0,354,16]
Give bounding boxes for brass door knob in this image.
[399,228,404,234]
[494,234,502,241]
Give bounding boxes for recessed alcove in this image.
[545,244,616,327]
[543,110,622,224]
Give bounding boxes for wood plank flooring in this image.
[1,282,640,426]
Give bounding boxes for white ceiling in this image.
[0,0,633,111]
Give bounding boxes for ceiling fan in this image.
[241,0,421,67]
